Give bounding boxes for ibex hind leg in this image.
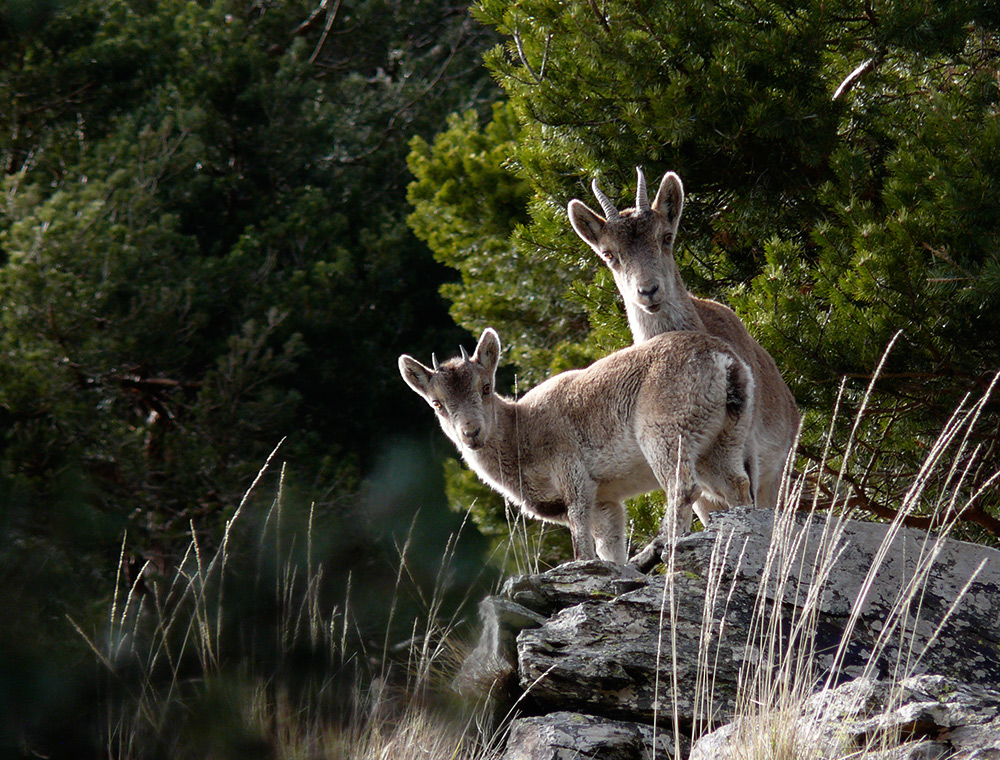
[695,452,752,513]
[638,432,702,538]
[754,470,782,512]
[714,350,756,509]
[593,501,627,564]
[725,451,755,510]
[628,441,701,572]
[697,393,755,512]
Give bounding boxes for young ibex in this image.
[568,168,799,518]
[399,327,754,566]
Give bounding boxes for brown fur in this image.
[568,169,799,516]
[400,328,755,565]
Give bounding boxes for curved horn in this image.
[591,178,620,220]
[431,353,440,371]
[460,345,470,363]
[635,166,650,212]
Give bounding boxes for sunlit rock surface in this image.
[469,508,1000,760]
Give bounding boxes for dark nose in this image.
[638,283,659,298]
[463,425,481,440]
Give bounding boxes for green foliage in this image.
[0,0,500,752]
[408,101,586,383]
[0,0,498,546]
[409,0,1000,538]
[78,462,495,758]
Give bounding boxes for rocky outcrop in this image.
[459,508,1000,760]
[690,675,1000,760]
[503,712,676,760]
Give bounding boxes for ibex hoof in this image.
[627,537,667,574]
[628,531,720,573]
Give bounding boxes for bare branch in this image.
[834,57,876,100]
[513,25,542,83]
[292,0,330,36]
[587,0,610,32]
[796,449,1000,538]
[309,0,342,65]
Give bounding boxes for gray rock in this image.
[458,508,1000,759]
[455,561,644,700]
[860,676,1000,759]
[690,675,1000,760]
[503,560,648,616]
[502,712,675,760]
[690,508,1000,685]
[454,595,548,699]
[516,569,747,723]
[508,508,1000,725]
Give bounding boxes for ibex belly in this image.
[591,443,660,502]
[522,499,569,522]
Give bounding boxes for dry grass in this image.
[73,444,506,759]
[75,351,1000,759]
[652,352,1000,760]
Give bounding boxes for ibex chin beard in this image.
[641,301,662,314]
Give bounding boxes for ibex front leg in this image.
[593,501,627,564]
[567,503,597,560]
[559,467,599,561]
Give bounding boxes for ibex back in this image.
[399,327,754,565]
[568,169,799,516]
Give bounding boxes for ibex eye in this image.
[482,384,491,396]
[432,400,444,411]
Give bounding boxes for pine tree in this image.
[0,1,500,750]
[409,0,1000,539]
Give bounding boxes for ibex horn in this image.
[591,178,620,220]
[635,166,650,212]
[460,345,471,363]
[431,353,440,371]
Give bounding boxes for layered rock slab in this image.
[502,712,675,760]
[509,509,1000,726]
[463,507,1000,755]
[690,675,1000,760]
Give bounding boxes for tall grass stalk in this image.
[73,441,503,759]
[676,362,1000,759]
[75,358,998,759]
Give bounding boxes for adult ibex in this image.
[399,327,754,566]
[568,168,799,519]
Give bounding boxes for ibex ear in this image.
[472,328,501,377]
[399,355,434,398]
[652,172,684,238]
[567,200,605,251]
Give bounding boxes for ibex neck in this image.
[461,398,529,505]
[626,287,705,343]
